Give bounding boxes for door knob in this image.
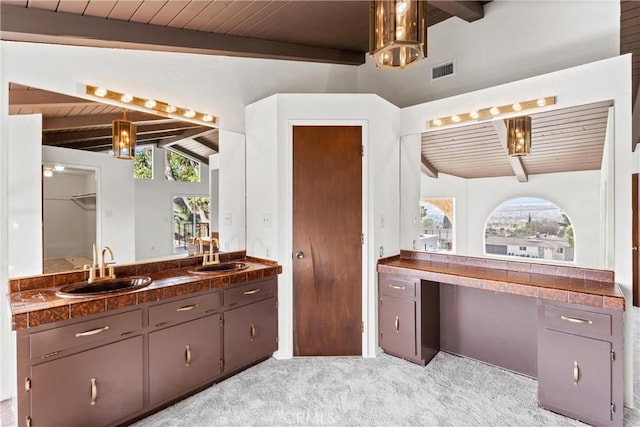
[295,251,305,259]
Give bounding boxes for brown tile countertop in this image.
[378,251,625,312]
[8,252,282,331]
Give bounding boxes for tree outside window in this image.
[165,150,200,182]
[173,196,210,251]
[134,146,153,179]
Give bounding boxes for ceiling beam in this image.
[493,120,528,183]
[43,122,202,145]
[9,87,94,107]
[421,155,439,178]
[167,146,209,166]
[193,135,219,153]
[0,5,365,66]
[428,1,485,22]
[42,112,171,131]
[157,127,215,148]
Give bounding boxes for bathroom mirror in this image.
[8,82,246,276]
[400,100,613,268]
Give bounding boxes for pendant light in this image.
[112,109,137,159]
[369,0,427,69]
[506,116,532,157]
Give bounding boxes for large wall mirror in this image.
[400,100,614,269]
[8,82,246,276]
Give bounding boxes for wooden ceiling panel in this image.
[129,0,167,24]
[181,1,235,32]
[82,0,116,17]
[221,1,291,37]
[108,0,143,21]
[26,0,58,11]
[146,0,190,26]
[57,0,88,14]
[205,1,276,35]
[166,1,212,29]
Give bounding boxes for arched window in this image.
[419,198,454,252]
[484,197,574,262]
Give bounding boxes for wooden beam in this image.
[167,145,209,166]
[420,155,439,178]
[0,5,365,66]
[492,120,528,183]
[157,127,215,148]
[43,122,202,145]
[9,87,93,107]
[429,1,485,22]
[42,112,171,131]
[193,135,219,153]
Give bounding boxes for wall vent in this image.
[431,61,455,80]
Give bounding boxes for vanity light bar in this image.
[85,85,217,126]
[428,96,556,128]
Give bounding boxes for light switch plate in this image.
[263,213,272,228]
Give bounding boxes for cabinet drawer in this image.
[379,274,417,299]
[149,292,220,328]
[30,309,142,359]
[544,305,611,338]
[224,278,277,309]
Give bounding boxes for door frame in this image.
[279,119,371,358]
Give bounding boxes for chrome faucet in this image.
[202,237,220,266]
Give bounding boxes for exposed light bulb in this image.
[432,118,442,127]
[43,168,53,178]
[469,111,479,119]
[490,106,500,116]
[396,0,408,16]
[396,26,405,40]
[53,165,65,172]
[512,102,522,111]
[202,115,213,122]
[451,114,461,123]
[95,87,107,97]
[536,98,547,107]
[121,93,133,103]
[144,99,157,109]
[184,110,196,118]
[166,105,177,113]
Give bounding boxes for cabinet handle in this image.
[573,361,580,385]
[75,326,109,337]
[177,304,198,312]
[561,315,592,325]
[90,378,97,406]
[244,288,261,296]
[388,284,406,290]
[394,316,400,333]
[250,323,256,341]
[185,344,191,367]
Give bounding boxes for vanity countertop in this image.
[7,253,281,331]
[378,251,625,311]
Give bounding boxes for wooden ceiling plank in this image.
[0,4,365,65]
[26,0,59,11]
[224,1,290,36]
[213,1,276,35]
[428,1,484,22]
[492,120,528,182]
[42,112,168,131]
[167,0,213,29]
[420,155,438,178]
[57,0,88,14]
[82,0,117,17]
[108,0,143,21]
[182,1,234,32]
[129,0,167,24]
[157,127,215,148]
[193,135,219,153]
[147,0,189,26]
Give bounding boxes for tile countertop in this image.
[8,255,282,331]
[378,251,625,312]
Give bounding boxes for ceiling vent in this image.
[431,61,455,80]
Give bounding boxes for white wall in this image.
[218,130,246,252]
[1,41,358,134]
[246,94,400,360]
[135,146,210,260]
[43,146,136,264]
[400,55,634,405]
[358,0,619,108]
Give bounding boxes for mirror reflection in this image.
[9,82,245,276]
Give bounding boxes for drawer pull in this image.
[177,304,198,312]
[185,344,191,367]
[573,361,580,385]
[561,315,592,325]
[90,378,97,406]
[250,323,256,341]
[244,288,261,296]
[389,284,406,291]
[42,351,61,359]
[75,326,109,337]
[394,315,400,333]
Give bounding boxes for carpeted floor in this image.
[132,325,640,427]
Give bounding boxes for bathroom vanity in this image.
[8,252,280,427]
[378,251,625,427]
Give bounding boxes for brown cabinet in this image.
[538,302,623,427]
[30,336,143,427]
[223,296,278,373]
[149,314,222,406]
[378,274,439,366]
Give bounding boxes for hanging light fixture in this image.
[369,0,427,69]
[506,116,532,157]
[112,109,137,159]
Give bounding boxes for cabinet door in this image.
[379,296,416,358]
[149,314,222,406]
[539,329,612,425]
[224,297,278,373]
[31,336,143,427]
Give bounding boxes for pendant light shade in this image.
[506,116,532,157]
[112,110,137,159]
[369,0,427,69]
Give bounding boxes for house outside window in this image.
[418,198,454,252]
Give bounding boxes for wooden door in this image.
[634,174,639,307]
[293,126,362,356]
